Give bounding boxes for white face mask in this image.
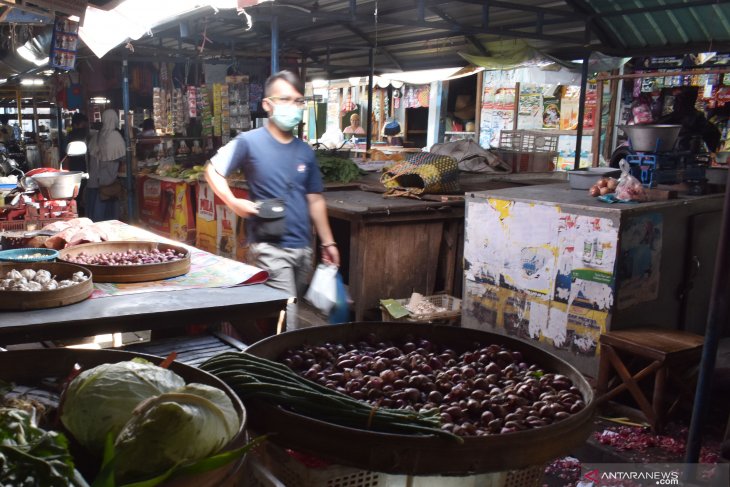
[270,104,303,132]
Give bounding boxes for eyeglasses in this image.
[268,96,307,108]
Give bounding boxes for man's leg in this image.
[250,243,298,330]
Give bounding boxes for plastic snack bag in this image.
[614,159,647,202]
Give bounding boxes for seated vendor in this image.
[135,118,161,160]
[343,113,366,136]
[382,118,404,146]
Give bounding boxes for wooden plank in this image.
[512,81,520,130]
[591,79,604,168]
[357,221,444,318]
[349,220,366,320]
[602,76,620,162]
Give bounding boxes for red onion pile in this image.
[63,249,185,266]
[280,334,586,436]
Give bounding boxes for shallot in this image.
[279,336,586,437]
[63,248,186,266]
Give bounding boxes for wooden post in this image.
[591,78,604,167]
[603,75,620,162]
[475,71,484,141]
[574,54,590,171]
[512,81,520,130]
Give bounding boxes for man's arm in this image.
[307,193,340,266]
[204,163,258,218]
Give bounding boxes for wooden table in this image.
[324,190,465,321]
[0,285,289,346]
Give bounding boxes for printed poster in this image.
[517,84,543,130]
[464,198,617,358]
[542,97,560,129]
[617,213,663,309]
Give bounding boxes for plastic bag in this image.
[328,272,350,324]
[615,159,647,202]
[304,264,338,314]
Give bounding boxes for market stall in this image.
[462,183,724,375]
[0,220,287,347]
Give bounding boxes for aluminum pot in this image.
[30,171,87,199]
[619,124,681,152]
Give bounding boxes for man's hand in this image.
[229,198,259,218]
[321,244,340,267]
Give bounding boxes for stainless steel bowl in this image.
[30,171,87,199]
[619,124,682,152]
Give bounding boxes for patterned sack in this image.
[381,151,460,197]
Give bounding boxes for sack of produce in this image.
[381,151,460,197]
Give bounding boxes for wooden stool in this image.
[596,328,704,432]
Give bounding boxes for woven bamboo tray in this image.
[59,241,190,283]
[0,261,93,310]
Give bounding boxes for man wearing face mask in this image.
[205,70,340,330]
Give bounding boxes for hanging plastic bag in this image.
[614,159,648,202]
[304,264,338,314]
[328,272,350,324]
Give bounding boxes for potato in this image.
[606,178,618,190]
[596,178,608,188]
[599,186,611,195]
[589,185,600,197]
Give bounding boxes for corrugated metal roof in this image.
[80,0,730,78]
[585,0,730,54]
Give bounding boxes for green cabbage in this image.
[112,383,240,482]
[60,361,185,452]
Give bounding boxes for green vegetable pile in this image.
[0,407,77,487]
[315,153,364,183]
[200,352,461,442]
[61,359,243,484]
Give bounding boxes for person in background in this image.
[204,70,340,330]
[0,115,13,145]
[382,118,403,146]
[67,112,89,172]
[343,113,366,137]
[657,87,721,152]
[86,109,125,221]
[135,118,161,160]
[67,112,90,215]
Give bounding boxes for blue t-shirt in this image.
[210,127,324,248]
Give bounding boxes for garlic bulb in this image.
[33,274,53,285]
[25,281,42,292]
[20,269,36,281]
[58,280,74,288]
[43,280,59,291]
[6,269,22,281]
[11,282,29,291]
[0,279,12,290]
[35,269,52,280]
[71,271,88,283]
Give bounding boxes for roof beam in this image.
[426,3,489,57]
[445,0,585,20]
[342,23,404,70]
[562,0,625,49]
[594,0,723,18]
